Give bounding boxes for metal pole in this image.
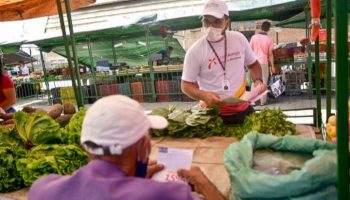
[87,37,98,100]
[63,0,84,107]
[315,38,322,128]
[29,48,35,72]
[39,50,51,105]
[306,8,313,98]
[335,0,349,199]
[145,25,156,102]
[55,0,81,107]
[326,0,332,120]
[112,39,117,65]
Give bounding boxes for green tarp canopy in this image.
[275,1,350,28]
[52,35,185,67]
[2,0,311,67]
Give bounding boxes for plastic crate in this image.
[142,81,153,103]
[155,80,170,102]
[118,82,131,96]
[60,87,77,105]
[130,82,144,102]
[98,84,119,97]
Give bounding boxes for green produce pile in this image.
[150,105,225,138]
[62,109,87,145]
[0,109,88,192]
[151,106,296,139]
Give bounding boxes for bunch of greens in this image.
[63,109,87,145]
[242,108,297,136]
[150,106,296,139]
[0,147,26,192]
[150,105,224,138]
[0,127,22,148]
[16,144,88,187]
[14,111,62,149]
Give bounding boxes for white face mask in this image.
[205,27,224,42]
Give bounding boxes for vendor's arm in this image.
[178,166,226,200]
[247,60,263,83]
[0,88,16,110]
[247,61,267,92]
[181,80,223,107]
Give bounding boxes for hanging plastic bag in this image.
[268,74,285,98]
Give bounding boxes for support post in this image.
[145,25,156,102]
[326,0,332,120]
[63,0,84,107]
[335,0,349,198]
[315,38,322,128]
[39,50,51,105]
[55,0,83,107]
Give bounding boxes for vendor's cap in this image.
[81,95,168,155]
[202,0,229,19]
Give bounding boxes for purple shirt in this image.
[28,159,194,200]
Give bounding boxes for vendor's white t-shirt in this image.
[182,31,256,99]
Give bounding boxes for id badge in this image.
[222,79,230,91]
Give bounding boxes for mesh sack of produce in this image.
[224,132,337,200]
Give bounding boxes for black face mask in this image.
[135,159,149,178]
[135,139,149,178]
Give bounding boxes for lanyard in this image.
[207,34,227,76]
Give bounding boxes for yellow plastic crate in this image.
[60,87,77,105]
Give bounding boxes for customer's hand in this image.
[201,91,224,107]
[177,166,210,194]
[146,160,164,178]
[178,166,226,200]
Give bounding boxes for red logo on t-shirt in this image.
[208,57,217,70]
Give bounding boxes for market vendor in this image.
[19,61,29,76]
[157,46,174,65]
[181,0,267,124]
[0,61,16,113]
[28,95,225,200]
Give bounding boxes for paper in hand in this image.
[152,147,193,183]
[222,96,247,105]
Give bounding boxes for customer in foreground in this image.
[28,95,225,200]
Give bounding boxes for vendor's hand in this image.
[201,91,224,107]
[146,160,164,178]
[253,80,268,94]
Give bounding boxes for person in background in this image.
[28,95,225,200]
[250,21,275,105]
[157,46,174,65]
[19,60,29,76]
[0,61,16,113]
[181,0,266,124]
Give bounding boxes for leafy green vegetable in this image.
[63,108,87,145]
[0,127,22,148]
[16,144,88,187]
[151,106,296,139]
[242,108,296,136]
[14,111,62,149]
[0,147,26,192]
[151,105,224,138]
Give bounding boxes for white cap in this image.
[81,95,168,155]
[202,0,229,19]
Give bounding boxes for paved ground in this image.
[14,93,337,124]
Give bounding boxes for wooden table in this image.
[1,125,316,199]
